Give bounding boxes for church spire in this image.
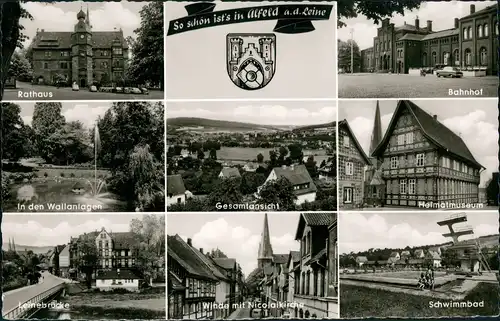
[369,100,382,157]
[258,214,274,265]
[86,5,90,27]
[12,238,16,252]
[8,238,12,251]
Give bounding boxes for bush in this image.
[60,172,65,177]
[70,173,76,178]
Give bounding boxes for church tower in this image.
[71,6,93,87]
[8,238,12,251]
[257,213,274,269]
[364,100,385,204]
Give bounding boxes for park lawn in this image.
[340,283,499,318]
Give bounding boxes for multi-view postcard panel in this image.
[339,211,499,318]
[167,212,338,319]
[1,101,165,213]
[165,1,337,99]
[337,1,498,98]
[337,99,498,211]
[2,213,166,320]
[3,1,164,102]
[166,101,336,212]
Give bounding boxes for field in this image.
[207,147,329,162]
[340,283,499,318]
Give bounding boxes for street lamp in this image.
[350,28,354,74]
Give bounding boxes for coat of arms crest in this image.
[226,33,276,90]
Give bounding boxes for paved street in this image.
[3,82,164,101]
[3,272,65,315]
[339,73,498,98]
[227,306,251,319]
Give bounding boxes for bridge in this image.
[2,272,67,320]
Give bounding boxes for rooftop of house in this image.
[220,167,241,178]
[295,212,334,240]
[272,164,317,195]
[32,31,128,50]
[167,174,186,196]
[96,269,139,280]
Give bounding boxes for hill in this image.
[167,117,284,131]
[293,122,335,132]
[3,244,54,254]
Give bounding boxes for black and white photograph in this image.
[167,212,338,319]
[1,101,165,212]
[166,101,336,212]
[337,99,498,210]
[2,213,166,320]
[339,211,499,318]
[337,1,498,98]
[2,1,163,101]
[165,1,337,99]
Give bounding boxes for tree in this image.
[1,2,33,100]
[31,102,66,161]
[1,103,31,160]
[126,2,163,88]
[287,144,303,162]
[74,235,98,289]
[257,178,297,211]
[336,0,422,28]
[338,39,361,73]
[305,155,318,178]
[8,49,32,81]
[130,214,166,285]
[206,179,244,209]
[209,148,217,160]
[240,172,266,195]
[197,149,205,160]
[257,153,264,163]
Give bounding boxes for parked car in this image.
[140,87,149,95]
[115,87,124,93]
[131,87,142,94]
[72,82,79,91]
[124,87,132,94]
[436,66,463,78]
[89,85,98,92]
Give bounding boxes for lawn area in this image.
[340,283,499,318]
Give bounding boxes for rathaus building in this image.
[31,8,129,87]
[360,4,498,75]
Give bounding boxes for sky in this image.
[165,1,337,99]
[339,211,498,254]
[338,99,498,186]
[18,102,112,128]
[337,1,496,50]
[19,1,147,48]
[167,213,301,277]
[2,213,162,247]
[167,101,336,126]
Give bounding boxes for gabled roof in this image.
[372,100,483,168]
[336,120,371,165]
[286,250,301,267]
[273,254,289,265]
[111,232,136,250]
[460,4,497,20]
[96,269,139,280]
[398,33,425,41]
[390,251,399,257]
[294,213,333,240]
[220,167,241,178]
[356,256,368,262]
[167,175,186,196]
[213,258,236,270]
[191,248,228,281]
[271,164,317,195]
[421,28,458,41]
[414,249,425,256]
[427,251,441,260]
[167,234,218,280]
[32,31,128,49]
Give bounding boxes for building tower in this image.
[364,100,384,205]
[437,213,491,272]
[8,238,12,251]
[71,8,93,87]
[258,213,274,269]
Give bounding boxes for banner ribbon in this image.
[167,2,333,36]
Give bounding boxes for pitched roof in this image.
[460,4,497,20]
[294,213,334,240]
[191,248,228,281]
[32,31,128,49]
[336,120,371,165]
[168,270,185,291]
[167,234,218,280]
[399,33,425,41]
[167,175,186,196]
[394,23,431,33]
[414,249,424,256]
[212,258,236,270]
[390,251,399,257]
[427,251,441,260]
[96,269,139,280]
[421,28,459,41]
[372,100,483,168]
[220,167,241,178]
[287,251,301,266]
[272,164,317,195]
[273,254,289,265]
[111,232,136,250]
[356,256,368,262]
